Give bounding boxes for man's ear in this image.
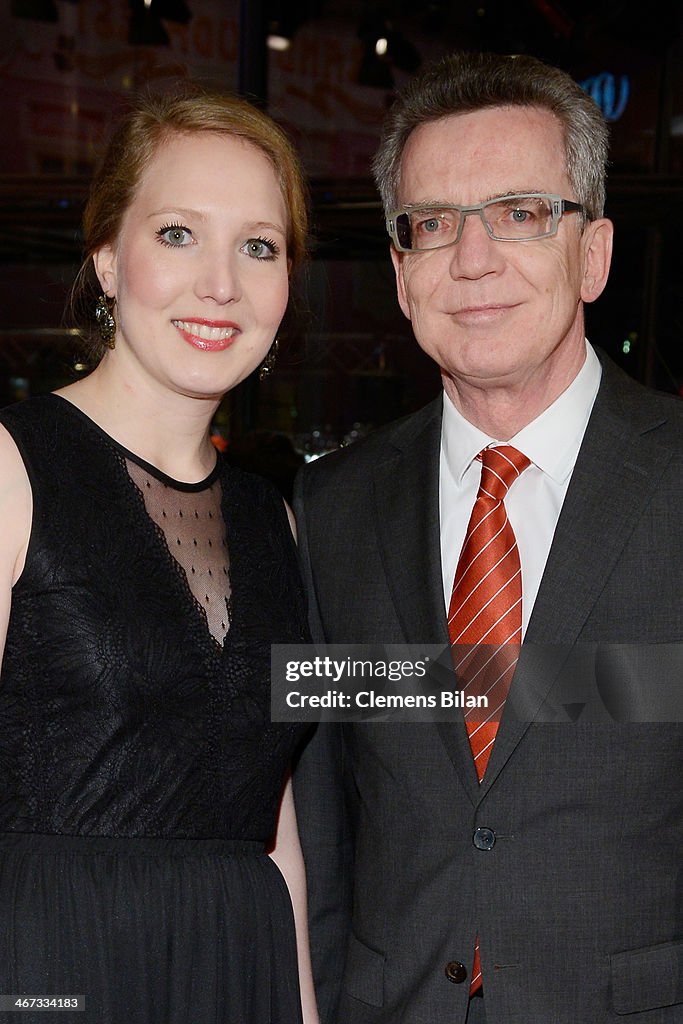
[390,245,412,322]
[93,244,117,297]
[580,217,613,304]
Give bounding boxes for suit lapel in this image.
[372,397,448,646]
[524,365,672,645]
[480,357,675,792]
[371,397,483,804]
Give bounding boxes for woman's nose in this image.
[194,249,242,305]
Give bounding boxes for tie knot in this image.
[477,445,530,501]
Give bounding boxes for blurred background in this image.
[1,0,682,476]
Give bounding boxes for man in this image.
[293,52,683,1024]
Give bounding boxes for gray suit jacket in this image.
[293,355,683,1024]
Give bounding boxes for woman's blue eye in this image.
[242,237,280,260]
[157,224,192,247]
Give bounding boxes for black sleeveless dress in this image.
[0,394,310,1024]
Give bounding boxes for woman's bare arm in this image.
[0,424,32,665]
[270,777,320,1024]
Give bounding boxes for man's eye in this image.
[156,224,192,247]
[415,215,446,235]
[511,208,531,223]
[241,237,280,260]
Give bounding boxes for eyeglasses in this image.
[386,193,586,252]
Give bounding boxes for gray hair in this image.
[372,51,609,221]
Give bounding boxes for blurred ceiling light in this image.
[128,0,190,44]
[267,32,291,51]
[357,14,421,88]
[128,0,170,45]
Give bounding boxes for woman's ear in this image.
[93,245,117,297]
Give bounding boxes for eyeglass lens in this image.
[396,195,558,250]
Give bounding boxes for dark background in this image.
[1,0,681,462]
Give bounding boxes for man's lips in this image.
[172,319,240,351]
[449,304,518,323]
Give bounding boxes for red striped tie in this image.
[447,445,530,995]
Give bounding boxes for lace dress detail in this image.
[126,460,231,644]
[0,394,310,1024]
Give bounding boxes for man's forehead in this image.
[405,104,562,149]
[398,105,567,201]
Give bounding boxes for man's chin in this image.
[439,347,525,388]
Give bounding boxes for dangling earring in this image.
[95,294,116,349]
[259,339,279,381]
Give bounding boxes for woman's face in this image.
[94,131,289,401]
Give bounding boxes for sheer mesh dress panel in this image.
[127,461,231,645]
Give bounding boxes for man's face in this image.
[391,105,613,398]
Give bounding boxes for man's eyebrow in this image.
[400,190,547,208]
[401,199,453,209]
[483,190,547,201]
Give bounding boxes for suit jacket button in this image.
[445,961,467,984]
[473,826,496,850]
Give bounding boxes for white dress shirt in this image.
[439,342,602,635]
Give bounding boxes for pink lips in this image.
[451,304,515,326]
[172,318,240,352]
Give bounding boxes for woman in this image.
[0,91,317,1024]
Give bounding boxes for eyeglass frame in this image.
[386,193,587,252]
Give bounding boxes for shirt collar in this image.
[441,341,602,485]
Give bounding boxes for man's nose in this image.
[448,209,501,279]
